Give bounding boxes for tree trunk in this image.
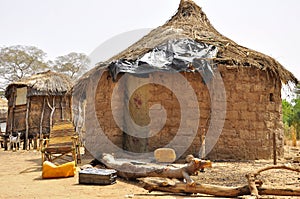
[46,96,56,132]
[101,154,300,197]
[101,153,211,184]
[139,165,300,197]
[139,177,300,197]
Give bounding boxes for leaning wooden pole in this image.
[25,98,30,150]
[39,97,46,150]
[60,96,64,121]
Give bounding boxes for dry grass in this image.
[74,0,297,98]
[108,0,297,84]
[5,70,73,97]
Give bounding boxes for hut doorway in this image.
[121,73,182,154]
[123,74,151,153]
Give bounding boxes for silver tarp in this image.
[108,38,218,81]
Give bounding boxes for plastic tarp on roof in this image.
[108,38,218,81]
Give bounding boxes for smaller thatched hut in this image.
[5,70,73,149]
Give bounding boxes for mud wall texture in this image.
[91,66,282,160]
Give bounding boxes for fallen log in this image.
[101,153,211,184]
[101,154,300,197]
[139,177,300,197]
[245,164,300,197]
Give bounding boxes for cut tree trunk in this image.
[139,165,300,197]
[139,177,300,197]
[101,154,300,197]
[101,153,211,184]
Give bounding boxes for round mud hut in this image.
[73,0,298,161]
[5,70,73,149]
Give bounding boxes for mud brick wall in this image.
[207,65,283,160]
[92,67,283,160]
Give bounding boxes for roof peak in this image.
[168,0,214,28]
[103,0,297,84]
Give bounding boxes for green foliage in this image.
[283,123,291,139]
[282,99,293,126]
[292,97,300,138]
[283,85,300,139]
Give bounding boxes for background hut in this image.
[73,0,298,160]
[5,70,73,149]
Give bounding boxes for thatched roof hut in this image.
[5,70,72,98]
[5,70,73,149]
[73,0,297,161]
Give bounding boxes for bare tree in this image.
[0,45,49,92]
[52,52,90,79]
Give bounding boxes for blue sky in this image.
[0,0,299,80]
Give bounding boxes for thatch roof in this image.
[5,70,73,98]
[74,0,298,96]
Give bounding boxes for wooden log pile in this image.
[139,177,300,198]
[139,165,300,198]
[101,154,300,198]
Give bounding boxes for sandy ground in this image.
[0,145,299,199]
[0,149,152,199]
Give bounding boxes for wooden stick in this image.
[39,97,46,150]
[253,165,300,176]
[25,98,30,150]
[245,165,300,197]
[245,173,259,196]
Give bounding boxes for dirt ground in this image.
[0,144,299,199]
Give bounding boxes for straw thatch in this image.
[5,70,73,98]
[110,0,297,83]
[75,0,297,94]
